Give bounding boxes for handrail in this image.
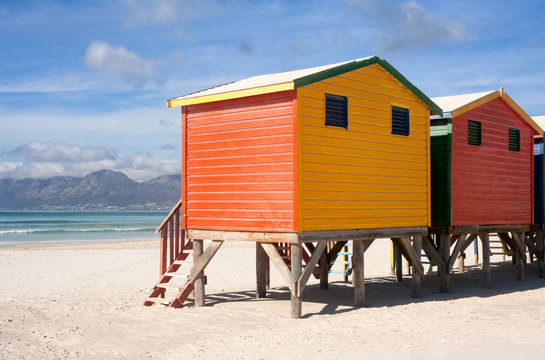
[156,199,183,233]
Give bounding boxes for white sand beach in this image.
[1,239,545,359]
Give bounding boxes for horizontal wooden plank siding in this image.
[451,97,533,225]
[298,64,431,231]
[185,91,296,232]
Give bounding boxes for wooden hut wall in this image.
[183,90,297,232]
[534,137,544,224]
[296,63,431,231]
[450,97,534,225]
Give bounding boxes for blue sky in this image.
[1,0,545,180]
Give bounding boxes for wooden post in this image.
[537,228,544,278]
[353,239,365,307]
[395,242,402,282]
[319,249,329,290]
[481,232,491,288]
[515,232,524,281]
[412,236,422,298]
[291,243,302,319]
[439,234,450,293]
[193,239,205,307]
[160,228,168,277]
[458,252,465,273]
[256,243,268,298]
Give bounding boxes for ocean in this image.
[0,211,167,246]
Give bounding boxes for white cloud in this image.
[2,142,180,181]
[344,0,472,53]
[84,41,159,88]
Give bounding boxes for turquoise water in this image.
[0,211,167,246]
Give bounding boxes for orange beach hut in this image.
[146,56,442,317]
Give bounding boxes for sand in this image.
[1,239,545,359]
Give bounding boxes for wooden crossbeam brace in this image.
[297,243,327,297]
[422,235,445,268]
[261,242,327,297]
[460,234,477,254]
[261,243,296,294]
[498,233,516,255]
[448,234,468,272]
[326,241,348,264]
[512,232,528,264]
[189,240,224,282]
[524,236,540,256]
[391,237,424,279]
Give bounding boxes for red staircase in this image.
[144,200,196,307]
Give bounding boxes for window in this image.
[508,128,520,152]
[467,120,481,146]
[325,94,347,128]
[391,106,410,136]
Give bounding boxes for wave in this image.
[0,227,156,235]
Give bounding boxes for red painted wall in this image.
[451,97,533,225]
[184,90,296,232]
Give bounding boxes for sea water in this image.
[0,211,168,246]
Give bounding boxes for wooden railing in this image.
[156,199,185,276]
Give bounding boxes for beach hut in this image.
[532,115,545,276]
[145,56,442,317]
[429,89,543,290]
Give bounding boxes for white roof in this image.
[170,56,374,102]
[431,90,496,113]
[533,116,545,130]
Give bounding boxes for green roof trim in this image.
[293,56,443,116]
[293,56,380,88]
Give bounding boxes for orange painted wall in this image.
[184,90,296,232]
[451,97,533,225]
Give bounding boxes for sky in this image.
[1,0,545,181]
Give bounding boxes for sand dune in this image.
[1,239,545,359]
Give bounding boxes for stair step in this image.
[172,260,191,265]
[165,272,189,278]
[145,297,172,305]
[155,282,182,290]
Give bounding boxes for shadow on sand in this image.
[185,261,545,318]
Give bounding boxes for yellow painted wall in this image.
[297,63,431,231]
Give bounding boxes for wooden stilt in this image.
[353,239,365,307]
[537,228,544,278]
[319,249,329,290]
[290,243,302,319]
[481,233,491,288]
[515,232,524,281]
[458,252,465,273]
[395,242,402,282]
[256,243,267,298]
[193,239,205,306]
[412,236,422,298]
[439,234,450,293]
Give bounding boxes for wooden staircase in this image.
[144,200,219,308]
[144,239,194,307]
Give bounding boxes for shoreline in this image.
[0,237,159,251]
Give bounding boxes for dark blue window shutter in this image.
[325,94,347,128]
[467,120,481,146]
[391,106,410,136]
[508,128,520,152]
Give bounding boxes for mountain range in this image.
[0,170,181,210]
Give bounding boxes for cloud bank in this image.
[1,142,180,181]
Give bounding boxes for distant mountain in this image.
[0,170,181,210]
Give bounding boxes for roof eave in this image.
[167,82,295,108]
